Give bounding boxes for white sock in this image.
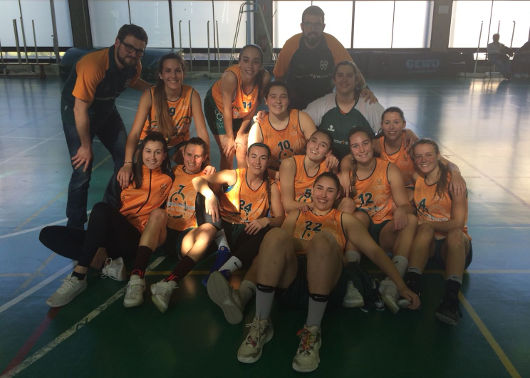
[215,230,230,250]
[219,256,242,273]
[392,255,409,277]
[345,250,361,263]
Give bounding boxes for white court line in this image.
[116,104,139,112]
[0,218,68,240]
[0,132,63,166]
[2,256,166,378]
[0,264,73,315]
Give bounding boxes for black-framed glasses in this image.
[120,40,145,57]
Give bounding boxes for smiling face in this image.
[381,111,406,143]
[246,145,270,175]
[312,175,339,211]
[159,58,184,92]
[333,63,356,96]
[239,46,262,81]
[305,131,331,162]
[115,35,146,68]
[142,140,166,170]
[265,84,289,117]
[183,143,206,174]
[349,131,374,164]
[413,142,439,175]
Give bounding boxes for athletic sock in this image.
[306,293,329,328]
[238,280,256,307]
[404,270,422,295]
[447,274,463,285]
[344,250,361,264]
[166,255,196,282]
[444,279,461,302]
[218,255,243,273]
[132,245,153,277]
[255,283,275,320]
[72,271,86,280]
[392,255,409,277]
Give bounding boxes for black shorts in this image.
[161,228,192,257]
[276,255,347,310]
[204,89,243,136]
[431,238,473,269]
[369,219,391,244]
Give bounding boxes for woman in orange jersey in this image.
[402,139,472,326]
[117,53,210,188]
[339,126,417,313]
[193,143,284,324]
[204,45,271,170]
[247,81,317,170]
[235,172,419,372]
[41,132,173,308]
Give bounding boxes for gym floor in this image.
[0,75,528,377]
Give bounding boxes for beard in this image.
[117,52,138,69]
[304,32,322,48]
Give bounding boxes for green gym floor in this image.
[0,75,529,378]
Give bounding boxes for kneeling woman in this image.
[404,139,472,325]
[41,132,173,307]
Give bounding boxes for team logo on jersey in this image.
[327,125,335,132]
[320,60,329,71]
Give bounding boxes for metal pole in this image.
[474,21,483,74]
[216,20,221,73]
[207,21,211,73]
[179,20,182,51]
[211,1,217,64]
[13,19,22,63]
[0,40,5,65]
[168,0,175,49]
[188,20,193,72]
[17,0,29,62]
[49,0,60,63]
[391,0,396,48]
[510,21,515,48]
[127,0,132,23]
[350,1,355,49]
[246,0,251,45]
[486,0,493,46]
[32,20,39,64]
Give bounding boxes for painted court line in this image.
[0,132,63,166]
[2,257,166,378]
[0,264,72,315]
[14,254,56,295]
[459,292,522,378]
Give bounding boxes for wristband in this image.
[124,161,133,165]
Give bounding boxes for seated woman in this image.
[117,53,210,188]
[339,126,417,313]
[247,81,317,171]
[41,132,173,307]
[121,138,217,311]
[204,45,271,170]
[403,139,472,326]
[192,143,284,324]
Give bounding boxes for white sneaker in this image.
[150,280,178,313]
[123,274,145,308]
[237,317,273,364]
[207,270,243,324]
[342,280,365,308]
[379,278,399,314]
[46,273,87,307]
[101,257,126,281]
[292,325,322,373]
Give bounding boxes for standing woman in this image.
[204,44,271,170]
[117,53,210,188]
[247,81,317,170]
[41,132,173,307]
[404,139,472,325]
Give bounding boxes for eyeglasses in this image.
[120,40,145,57]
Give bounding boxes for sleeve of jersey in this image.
[324,34,353,65]
[363,101,385,132]
[72,56,106,103]
[273,35,300,78]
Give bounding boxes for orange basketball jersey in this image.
[140,85,194,148]
[219,168,272,224]
[377,133,415,185]
[414,174,470,239]
[258,109,306,168]
[120,166,172,232]
[292,155,329,204]
[292,209,346,254]
[354,158,394,224]
[166,165,203,231]
[212,65,259,120]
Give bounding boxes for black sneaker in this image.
[435,297,462,326]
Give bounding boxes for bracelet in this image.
[124,161,133,165]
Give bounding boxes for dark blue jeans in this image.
[62,104,126,229]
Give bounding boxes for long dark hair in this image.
[347,126,376,198]
[134,131,171,189]
[153,53,186,140]
[411,138,449,198]
[239,44,266,98]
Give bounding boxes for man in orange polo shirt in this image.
[61,24,151,229]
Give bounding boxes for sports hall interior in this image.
[0,1,529,377]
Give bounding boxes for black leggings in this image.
[39,202,141,267]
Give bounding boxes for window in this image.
[88,0,129,47]
[130,0,171,48]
